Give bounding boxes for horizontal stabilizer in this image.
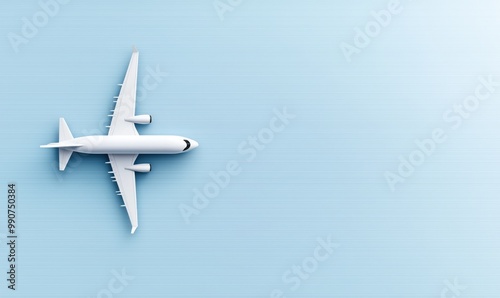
[59,118,73,141]
[59,149,73,171]
[40,118,79,171]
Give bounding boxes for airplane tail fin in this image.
[57,118,74,171]
[40,118,81,171]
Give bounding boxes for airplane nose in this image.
[183,139,199,151]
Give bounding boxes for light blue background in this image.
[1,0,500,297]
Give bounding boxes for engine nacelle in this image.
[125,164,151,173]
[125,114,152,124]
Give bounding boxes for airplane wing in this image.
[108,48,139,136]
[108,154,139,234]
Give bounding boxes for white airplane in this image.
[41,48,199,234]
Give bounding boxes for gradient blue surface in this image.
[1,0,500,297]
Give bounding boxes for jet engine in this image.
[125,115,152,124]
[125,164,151,172]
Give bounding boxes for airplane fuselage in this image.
[69,135,197,154]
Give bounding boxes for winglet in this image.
[132,46,138,53]
[131,226,138,234]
